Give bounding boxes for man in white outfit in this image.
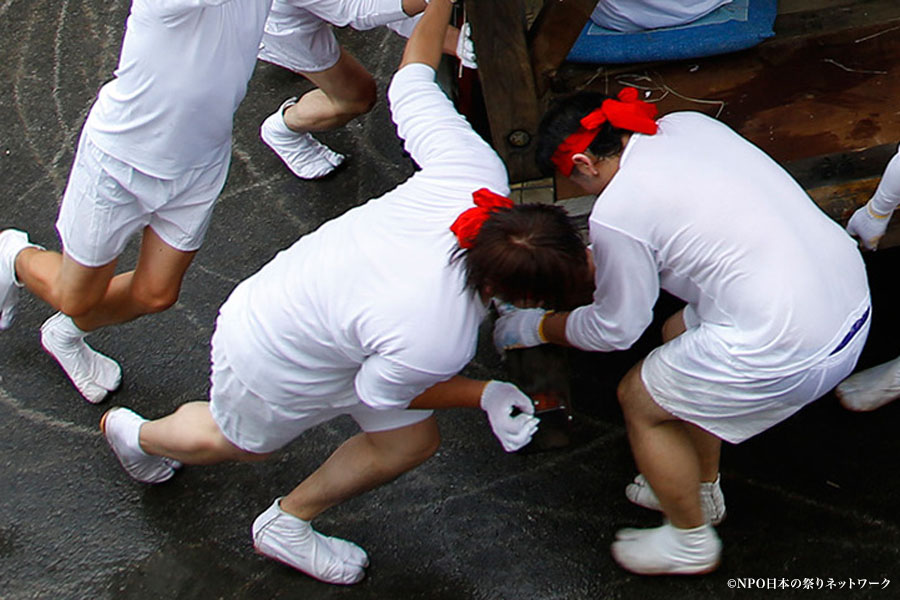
[489,91,871,575]
[0,0,271,403]
[100,0,545,585]
[837,147,900,411]
[257,0,475,179]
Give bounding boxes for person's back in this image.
[216,61,509,409]
[589,111,868,369]
[87,0,271,177]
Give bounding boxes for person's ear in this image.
[571,153,598,177]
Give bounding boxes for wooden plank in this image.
[554,19,900,166]
[464,0,543,182]
[528,0,596,97]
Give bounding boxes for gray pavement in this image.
[2,2,900,599]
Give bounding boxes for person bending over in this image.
[100,0,549,585]
[0,0,271,403]
[484,90,870,575]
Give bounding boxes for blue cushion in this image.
[567,0,777,64]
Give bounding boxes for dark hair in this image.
[535,92,628,176]
[455,203,592,310]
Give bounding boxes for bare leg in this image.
[138,401,266,464]
[16,226,196,330]
[284,49,377,133]
[618,362,704,528]
[281,416,440,520]
[17,227,196,402]
[612,362,722,574]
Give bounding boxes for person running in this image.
[257,0,475,179]
[0,0,271,403]
[99,0,556,585]
[836,147,900,411]
[487,90,871,575]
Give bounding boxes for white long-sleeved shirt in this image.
[85,0,271,178]
[566,112,869,376]
[216,63,509,410]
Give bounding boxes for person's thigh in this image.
[207,333,348,454]
[56,131,154,268]
[258,3,342,73]
[148,154,229,255]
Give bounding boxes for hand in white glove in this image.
[480,381,539,452]
[846,200,893,250]
[456,22,477,69]
[493,306,548,353]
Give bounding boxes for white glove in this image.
[493,306,548,353]
[846,200,893,250]
[480,381,540,452]
[456,22,477,70]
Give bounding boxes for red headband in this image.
[550,87,658,177]
[451,188,514,249]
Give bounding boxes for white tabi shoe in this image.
[260,98,345,179]
[611,522,722,575]
[100,407,181,484]
[41,312,122,403]
[836,356,900,412]
[625,473,726,526]
[252,498,369,585]
[0,229,42,330]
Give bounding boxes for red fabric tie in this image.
[451,188,514,249]
[550,87,658,177]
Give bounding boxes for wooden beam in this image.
[528,0,596,97]
[464,0,543,182]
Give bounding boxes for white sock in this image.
[41,312,122,402]
[253,499,369,584]
[611,522,721,575]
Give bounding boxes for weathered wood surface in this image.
[464,0,543,181]
[528,0,596,97]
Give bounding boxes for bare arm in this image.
[407,375,487,410]
[400,0,455,70]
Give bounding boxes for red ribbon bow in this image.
[451,188,514,249]
[550,87,658,177]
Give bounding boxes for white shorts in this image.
[641,308,870,444]
[257,1,341,73]
[207,332,433,454]
[56,129,229,267]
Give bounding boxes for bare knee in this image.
[130,284,180,314]
[617,364,645,416]
[661,309,687,342]
[371,417,441,472]
[335,77,377,118]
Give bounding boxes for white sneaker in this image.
[41,312,122,403]
[611,522,722,575]
[0,229,41,330]
[100,406,181,483]
[625,473,726,526]
[260,98,345,179]
[836,356,900,411]
[252,498,369,585]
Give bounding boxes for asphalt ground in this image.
[2,2,900,599]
